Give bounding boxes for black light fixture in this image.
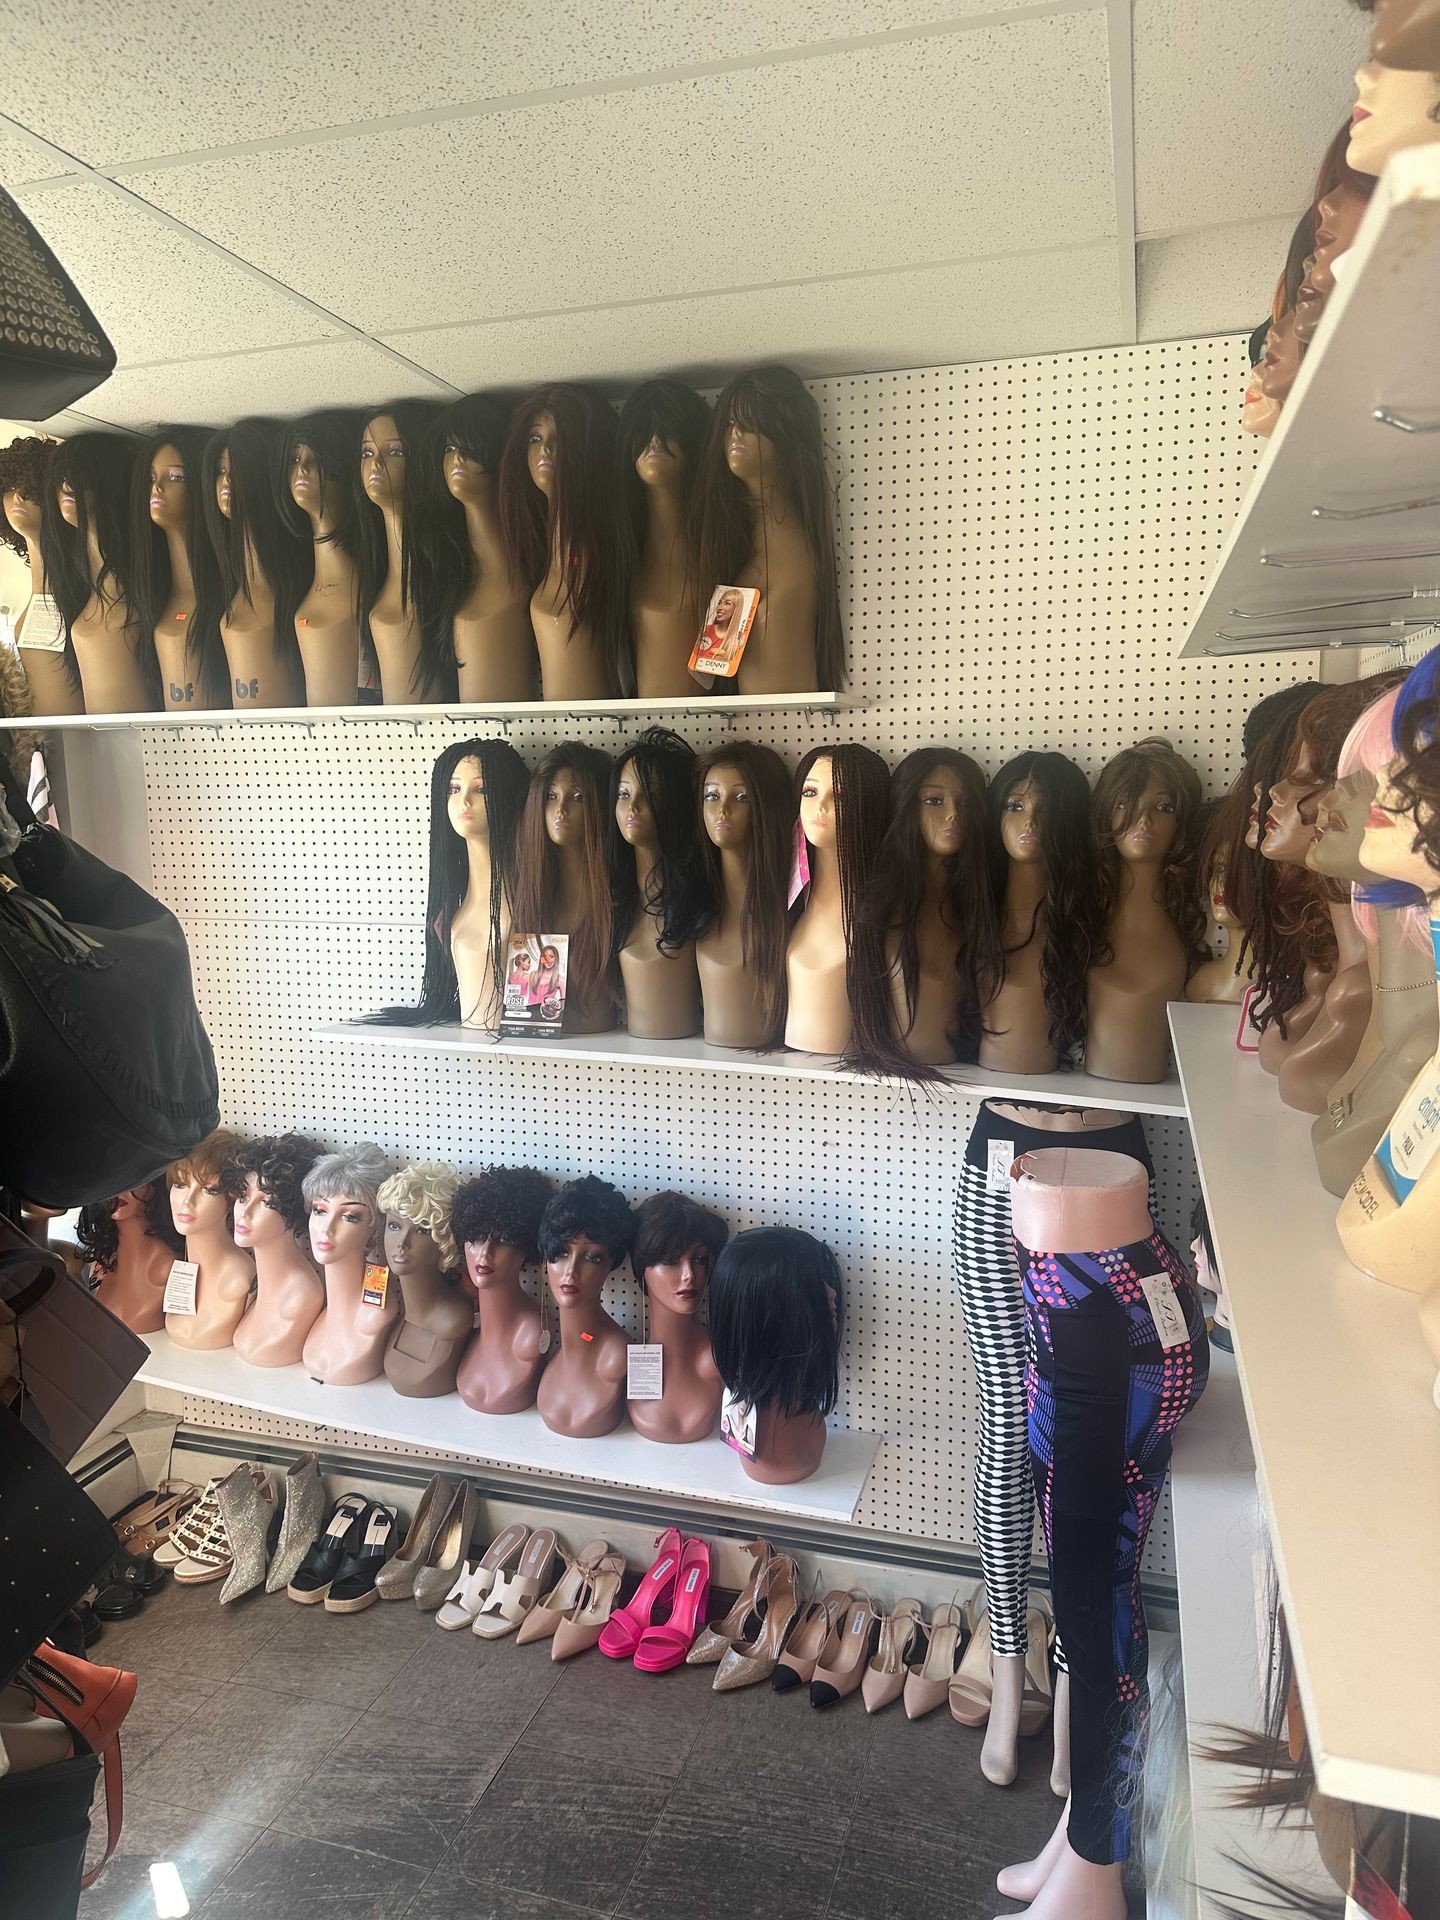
[0,186,115,418]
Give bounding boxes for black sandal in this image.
[93,1547,167,1620]
[325,1504,400,1614]
[286,1493,370,1605]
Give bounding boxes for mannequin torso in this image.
[231,1173,322,1367]
[71,528,150,714]
[1086,867,1186,1084]
[454,495,535,701]
[742,1404,827,1485]
[620,844,701,1040]
[301,1261,399,1384]
[385,1265,472,1397]
[1277,900,1372,1113]
[457,1261,547,1415]
[295,536,360,706]
[536,1295,628,1437]
[629,1301,721,1443]
[451,836,507,1031]
[1257,960,1332,1075]
[94,1211,174,1334]
[888,880,962,1066]
[734,492,818,695]
[153,522,203,709]
[981,863,1056,1074]
[367,512,423,705]
[696,871,770,1048]
[633,487,698,698]
[1186,898,1253,1006]
[533,545,609,701]
[785,843,849,1055]
[221,545,299,707]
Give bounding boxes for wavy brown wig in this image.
[0,434,50,561]
[167,1127,246,1197]
[409,391,515,686]
[691,364,845,691]
[1093,739,1207,969]
[693,741,793,1049]
[351,399,452,699]
[792,743,893,1072]
[129,427,229,708]
[511,741,615,1018]
[608,726,708,956]
[77,1181,184,1273]
[230,1133,326,1238]
[201,417,308,683]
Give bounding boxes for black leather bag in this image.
[0,770,219,1206]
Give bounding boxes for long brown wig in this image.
[1092,738,1207,970]
[691,364,845,691]
[792,743,892,1071]
[693,740,793,1049]
[511,741,615,1016]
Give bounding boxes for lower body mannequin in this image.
[952,1103,1155,1790]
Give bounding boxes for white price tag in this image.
[162,1259,199,1316]
[1138,1273,1187,1350]
[18,593,65,654]
[986,1139,1015,1195]
[720,1389,757,1459]
[626,1343,664,1401]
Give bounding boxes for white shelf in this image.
[135,1331,881,1526]
[0,690,859,733]
[315,1020,1188,1117]
[1181,146,1440,660]
[1169,1002,1440,1817]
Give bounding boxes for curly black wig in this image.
[537,1175,636,1269]
[451,1166,554,1265]
[231,1133,326,1238]
[77,1181,184,1273]
[0,435,51,561]
[633,1190,730,1276]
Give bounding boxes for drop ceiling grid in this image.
[137,337,1310,1563]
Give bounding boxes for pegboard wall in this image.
[87,335,1318,1576]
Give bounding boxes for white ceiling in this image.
[0,0,1363,432]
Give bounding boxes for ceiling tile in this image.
[0,122,74,189]
[120,14,1113,335]
[383,245,1126,388]
[1137,217,1294,343]
[71,338,453,433]
[1133,0,1367,235]
[1,0,1048,168]
[12,179,349,366]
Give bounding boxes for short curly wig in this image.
[231,1133,325,1238]
[77,1181,184,1273]
[378,1161,464,1270]
[451,1166,553,1265]
[0,435,51,561]
[168,1127,246,1193]
[537,1175,637,1269]
[633,1191,729,1277]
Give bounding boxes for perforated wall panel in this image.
[127,336,1313,1574]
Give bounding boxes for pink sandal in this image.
[635,1537,711,1674]
[597,1527,682,1660]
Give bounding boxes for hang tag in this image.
[361,1264,389,1309]
[786,820,811,909]
[1137,1273,1187,1350]
[626,1344,664,1401]
[162,1259,199,1316]
[1372,1053,1440,1204]
[537,1327,552,1355]
[985,1139,1016,1196]
[18,593,65,653]
[720,1389,758,1459]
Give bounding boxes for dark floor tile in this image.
[370,1622,564,1737]
[128,1679,362,1826]
[271,1703,513,1868]
[406,1856,610,1919]
[79,1798,260,1920]
[859,1703,1058,1849]
[447,1747,668,1911]
[91,1576,286,1684]
[117,1671,219,1768]
[232,1593,436,1706]
[678,1675,875,1811]
[196,1829,427,1917]
[618,1781,847,1920]
[826,1813,1005,1920]
[515,1645,716,1781]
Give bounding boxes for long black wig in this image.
[708,1225,843,1419]
[77,1181,184,1274]
[368,736,531,1026]
[608,726,709,956]
[40,433,145,692]
[407,391,514,689]
[614,379,711,684]
[129,426,229,708]
[351,399,452,699]
[791,742,893,1072]
[201,416,308,682]
[693,739,794,1049]
[276,409,363,553]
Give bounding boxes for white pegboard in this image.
[87,336,1313,1577]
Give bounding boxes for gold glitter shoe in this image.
[685,1538,773,1666]
[713,1553,801,1693]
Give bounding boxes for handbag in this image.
[0,763,219,1207]
[0,1745,101,1920]
[23,1646,137,1889]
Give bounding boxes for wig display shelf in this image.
[315,1020,1187,1118]
[1169,1001,1440,1818]
[133,1332,880,1526]
[0,690,860,733]
[1181,146,1440,661]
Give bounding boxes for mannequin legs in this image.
[995,1804,1127,1920]
[982,1653,1025,1785]
[996,1798,1072,1901]
[1050,1669,1071,1798]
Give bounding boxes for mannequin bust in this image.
[164,1129,254,1351]
[615,380,711,697]
[41,433,155,714]
[1187,857,1255,1005]
[694,741,793,1050]
[693,364,844,694]
[78,1183,184,1334]
[279,410,362,707]
[300,1144,396,1384]
[354,402,450,704]
[980,752,1098,1076]
[535,1177,636,1439]
[511,741,617,1035]
[629,1192,729,1444]
[499,385,617,700]
[1370,0,1440,69]
[709,1226,842,1485]
[611,727,705,1040]
[785,744,891,1059]
[1086,741,1202,1084]
[1348,57,1440,176]
[203,419,305,707]
[414,392,535,702]
[454,1166,554,1414]
[1,435,82,717]
[230,1134,326,1367]
[134,428,228,711]
[379,1163,469,1397]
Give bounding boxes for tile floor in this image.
[80,1574,1093,1920]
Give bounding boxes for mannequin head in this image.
[0,435,50,560]
[692,364,845,691]
[351,400,450,698]
[1293,123,1375,345]
[230,1133,324,1252]
[512,741,614,1007]
[1094,739,1206,957]
[40,433,142,654]
[1369,0,1440,67]
[406,391,513,672]
[452,1165,553,1294]
[538,1176,637,1310]
[498,384,618,664]
[618,378,710,509]
[694,740,793,1047]
[1376,646,1440,899]
[167,1128,245,1238]
[378,1161,462,1276]
[1348,58,1440,175]
[302,1143,388,1268]
[77,1182,184,1273]
[709,1226,842,1419]
[1266,676,1405,872]
[609,726,707,953]
[200,418,307,672]
[792,742,895,1068]
[633,1191,729,1320]
[1242,211,1317,436]
[277,410,362,549]
[128,426,227,707]
[1309,689,1428,948]
[986,751,1099,1056]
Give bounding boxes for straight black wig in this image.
[608,725,709,955]
[614,379,711,686]
[407,391,515,689]
[792,742,894,1074]
[129,426,229,708]
[201,417,308,682]
[40,433,145,691]
[708,1225,843,1419]
[351,399,452,699]
[276,409,363,554]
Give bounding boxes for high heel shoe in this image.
[434,1521,529,1630]
[376,1471,456,1602]
[948,1584,994,1726]
[325,1503,401,1613]
[215,1462,278,1605]
[772,1586,848,1694]
[810,1593,876,1709]
[552,1549,627,1661]
[287,1492,370,1605]
[635,1536,710,1673]
[714,1554,800,1692]
[861,1596,923,1714]
[685,1538,773,1666]
[598,1527,682,1661]
[516,1537,610,1646]
[412,1480,480,1613]
[265,1454,326,1596]
[472,1528,557,1640]
[902,1597,966,1720]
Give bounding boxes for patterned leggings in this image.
[951,1103,1155,1660]
[1019,1227,1209,1865]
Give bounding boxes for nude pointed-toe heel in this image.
[861,1596,923,1714]
[902,1599,966,1720]
[810,1594,876,1710]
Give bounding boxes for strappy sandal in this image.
[435,1522,529,1631]
[772,1585,849,1694]
[171,1500,235,1586]
[862,1595,923,1714]
[286,1493,370,1604]
[634,1536,710,1674]
[110,1478,199,1559]
[598,1528,682,1661]
[551,1549,627,1662]
[685,1537,773,1666]
[152,1478,222,1568]
[714,1554,801,1692]
[325,1503,400,1614]
[903,1595,967,1720]
[948,1583,995,1726]
[515,1536,611,1647]
[472,1528,557,1640]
